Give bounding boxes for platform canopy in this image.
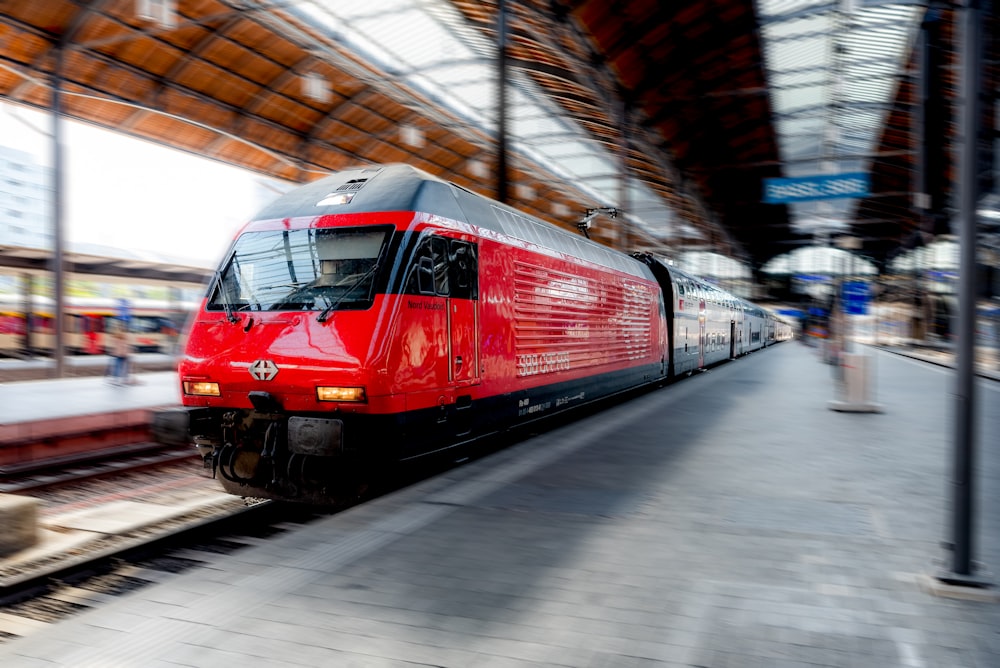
[0,243,211,285]
[0,1,984,268]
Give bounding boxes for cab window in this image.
[405,235,478,299]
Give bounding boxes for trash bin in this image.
[829,351,883,413]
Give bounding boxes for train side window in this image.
[405,235,442,296]
[431,236,450,296]
[405,236,476,299]
[448,240,478,300]
[416,256,435,294]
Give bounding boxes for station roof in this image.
[0,1,977,270]
[0,243,212,285]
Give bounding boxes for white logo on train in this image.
[248,359,279,381]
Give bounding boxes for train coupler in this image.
[287,416,345,456]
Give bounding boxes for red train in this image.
[154,164,789,504]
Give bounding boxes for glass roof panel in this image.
[351,11,460,69]
[288,0,682,241]
[759,0,923,240]
[762,13,834,40]
[426,62,492,88]
[773,85,826,116]
[764,0,838,14]
[515,116,571,140]
[526,140,597,160]
[559,155,615,179]
[766,36,829,72]
[775,69,829,89]
[761,245,879,275]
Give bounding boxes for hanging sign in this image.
[764,173,870,203]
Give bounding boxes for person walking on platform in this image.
[106,321,131,385]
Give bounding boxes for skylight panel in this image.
[332,0,413,14]
[353,9,463,69]
[841,77,897,105]
[530,140,597,160]
[842,58,897,81]
[559,154,615,180]
[761,13,833,41]
[773,85,826,117]
[774,37,829,72]
[586,176,619,194]
[423,62,490,88]
[777,117,824,139]
[782,134,825,164]
[514,115,567,140]
[441,80,495,112]
[757,0,835,21]
[773,68,828,90]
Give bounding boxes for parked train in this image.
[153,164,790,504]
[0,295,189,357]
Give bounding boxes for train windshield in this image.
[207,226,392,314]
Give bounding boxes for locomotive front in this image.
[157,213,404,504]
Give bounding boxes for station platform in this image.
[1,342,999,667]
[0,353,179,383]
[0,371,180,427]
[0,372,180,470]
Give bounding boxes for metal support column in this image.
[938,0,991,587]
[496,0,509,204]
[916,1,950,241]
[619,98,629,250]
[51,35,67,377]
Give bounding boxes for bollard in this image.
[0,493,38,557]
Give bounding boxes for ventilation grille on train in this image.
[333,167,382,191]
[335,179,368,192]
[315,167,382,206]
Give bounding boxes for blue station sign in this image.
[841,281,871,316]
[763,172,870,204]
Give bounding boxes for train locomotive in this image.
[153,164,789,504]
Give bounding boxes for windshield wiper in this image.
[210,268,239,324]
[316,264,379,323]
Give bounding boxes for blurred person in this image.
[106,320,131,385]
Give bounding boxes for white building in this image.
[0,145,51,250]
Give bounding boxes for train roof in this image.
[253,164,653,281]
[254,164,460,222]
[640,255,771,314]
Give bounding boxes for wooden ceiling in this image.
[1,0,961,268]
[1,2,496,184]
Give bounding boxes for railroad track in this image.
[0,443,198,494]
[0,440,473,642]
[0,499,327,641]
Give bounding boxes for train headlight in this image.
[316,192,355,206]
[184,381,221,397]
[316,386,366,403]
